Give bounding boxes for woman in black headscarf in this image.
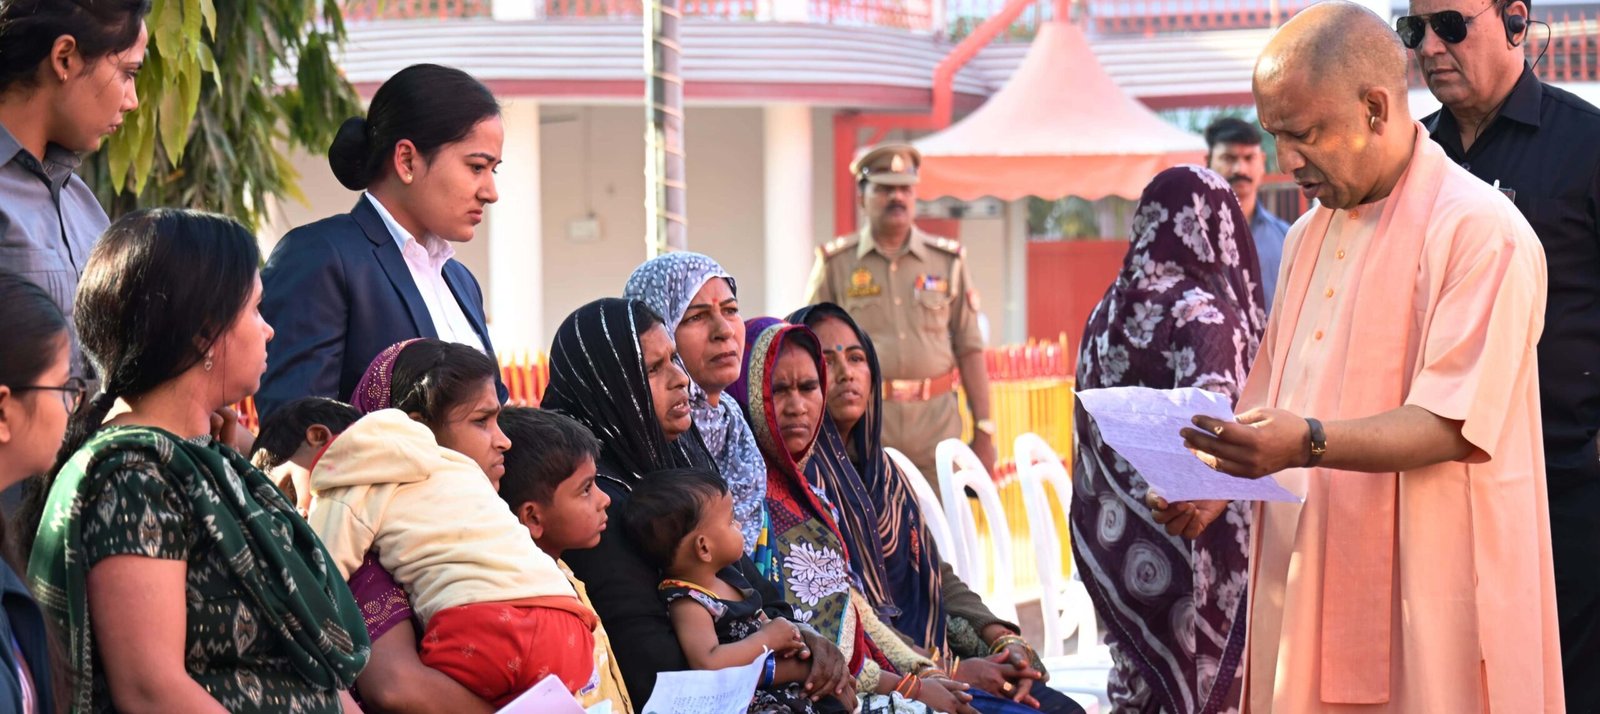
[543,298,850,708]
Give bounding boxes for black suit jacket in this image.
[258,196,505,416]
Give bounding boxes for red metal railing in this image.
[810,0,937,31]
[340,0,1600,67]
[345,0,1303,34]
[343,0,493,20]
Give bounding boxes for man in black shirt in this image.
[1407,0,1600,706]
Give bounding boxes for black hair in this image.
[1203,117,1264,153]
[623,468,728,570]
[0,269,69,402]
[18,208,259,559]
[632,300,666,337]
[249,397,360,471]
[496,406,601,511]
[0,0,150,93]
[390,338,501,430]
[0,269,69,567]
[327,63,500,191]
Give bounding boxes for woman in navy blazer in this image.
[259,64,507,418]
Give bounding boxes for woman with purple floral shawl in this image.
[1071,166,1266,714]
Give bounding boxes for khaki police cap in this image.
[851,143,921,186]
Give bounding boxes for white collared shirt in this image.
[364,193,487,354]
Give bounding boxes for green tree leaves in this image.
[84,0,359,229]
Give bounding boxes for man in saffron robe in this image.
[1156,3,1565,711]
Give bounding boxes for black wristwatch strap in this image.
[1305,417,1328,468]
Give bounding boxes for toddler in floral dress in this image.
[626,468,823,714]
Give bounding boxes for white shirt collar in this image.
[364,192,455,270]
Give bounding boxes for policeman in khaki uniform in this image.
[805,143,998,481]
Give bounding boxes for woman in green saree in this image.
[23,209,369,713]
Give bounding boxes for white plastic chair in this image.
[885,446,958,574]
[1013,432,1102,659]
[934,438,1018,624]
[1013,434,1112,711]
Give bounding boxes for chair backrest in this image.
[886,446,958,576]
[1015,432,1073,656]
[1014,432,1104,657]
[935,438,1018,623]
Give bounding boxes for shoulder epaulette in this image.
[821,235,858,259]
[926,235,965,257]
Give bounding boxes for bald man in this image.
[1155,2,1563,710]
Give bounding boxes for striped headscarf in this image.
[541,297,716,488]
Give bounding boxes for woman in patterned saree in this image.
[541,298,852,708]
[789,303,1082,714]
[732,317,994,714]
[25,209,369,713]
[1071,166,1266,714]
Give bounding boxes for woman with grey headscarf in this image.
[623,253,766,552]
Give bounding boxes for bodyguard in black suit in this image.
[258,63,509,418]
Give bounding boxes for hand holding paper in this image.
[1075,387,1299,503]
[1180,407,1316,479]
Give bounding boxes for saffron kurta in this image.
[1239,124,1563,713]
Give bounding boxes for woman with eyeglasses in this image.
[0,267,84,713]
[21,209,369,714]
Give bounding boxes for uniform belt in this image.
[884,369,960,402]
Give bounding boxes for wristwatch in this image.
[1304,417,1327,467]
[975,419,999,436]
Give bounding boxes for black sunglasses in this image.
[1395,4,1494,48]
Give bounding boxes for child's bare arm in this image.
[772,657,810,686]
[669,600,795,670]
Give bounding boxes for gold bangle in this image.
[989,633,1028,655]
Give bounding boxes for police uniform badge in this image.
[848,267,882,298]
[915,274,949,295]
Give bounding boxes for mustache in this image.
[886,201,907,211]
[1227,175,1253,184]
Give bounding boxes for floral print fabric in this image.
[1070,166,1265,714]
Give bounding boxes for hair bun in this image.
[328,116,373,191]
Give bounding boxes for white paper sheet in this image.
[1076,386,1301,503]
[640,650,768,714]
[496,673,588,714]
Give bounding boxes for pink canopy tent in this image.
[913,20,1207,201]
